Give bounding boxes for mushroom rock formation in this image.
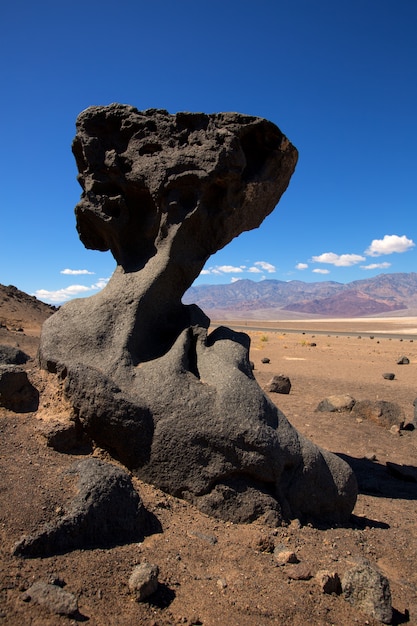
[39,104,357,525]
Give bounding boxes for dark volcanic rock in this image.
[342,558,392,624]
[0,365,39,412]
[266,374,291,394]
[13,458,151,557]
[351,399,405,430]
[0,345,30,365]
[396,355,410,364]
[39,104,357,525]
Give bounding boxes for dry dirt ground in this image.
[1,309,417,625]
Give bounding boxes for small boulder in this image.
[274,543,298,565]
[0,345,30,365]
[342,558,392,624]
[0,365,39,412]
[22,581,78,617]
[382,373,395,380]
[286,563,312,580]
[396,356,410,365]
[128,563,159,601]
[266,374,291,394]
[351,400,404,430]
[261,357,270,364]
[13,458,151,557]
[316,394,355,413]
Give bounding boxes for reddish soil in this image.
[0,298,416,625]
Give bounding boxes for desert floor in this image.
[0,318,416,625]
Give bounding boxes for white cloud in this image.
[312,268,330,275]
[217,265,244,273]
[92,278,109,289]
[34,278,109,304]
[231,277,242,283]
[199,260,275,277]
[60,268,95,275]
[365,234,415,257]
[361,262,391,270]
[311,252,365,267]
[296,263,308,270]
[253,261,276,273]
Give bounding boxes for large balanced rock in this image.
[39,104,357,525]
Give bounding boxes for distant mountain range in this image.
[183,272,417,319]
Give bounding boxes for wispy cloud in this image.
[60,268,95,275]
[200,261,275,277]
[248,266,262,274]
[252,261,276,273]
[365,234,415,257]
[311,252,366,267]
[34,278,109,304]
[217,265,245,273]
[296,262,308,270]
[312,268,330,274]
[361,262,391,270]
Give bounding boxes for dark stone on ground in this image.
[351,399,405,430]
[396,356,410,364]
[13,458,152,557]
[382,372,395,380]
[266,374,291,394]
[342,558,392,624]
[0,345,30,365]
[0,365,39,412]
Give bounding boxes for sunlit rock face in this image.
[40,104,357,525]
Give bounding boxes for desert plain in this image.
[0,299,417,625]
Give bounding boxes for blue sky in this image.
[1,0,416,304]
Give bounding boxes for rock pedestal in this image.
[39,104,357,524]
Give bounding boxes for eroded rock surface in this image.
[13,458,151,557]
[39,104,357,525]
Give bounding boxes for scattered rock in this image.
[0,345,30,365]
[351,400,405,430]
[389,424,401,435]
[396,356,410,364]
[13,458,152,557]
[382,372,395,380]
[286,563,312,580]
[22,581,78,617]
[316,394,355,413]
[254,534,275,553]
[266,374,291,394]
[261,357,271,364]
[0,365,39,412]
[315,570,342,594]
[274,544,299,565]
[128,563,159,601]
[342,558,392,624]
